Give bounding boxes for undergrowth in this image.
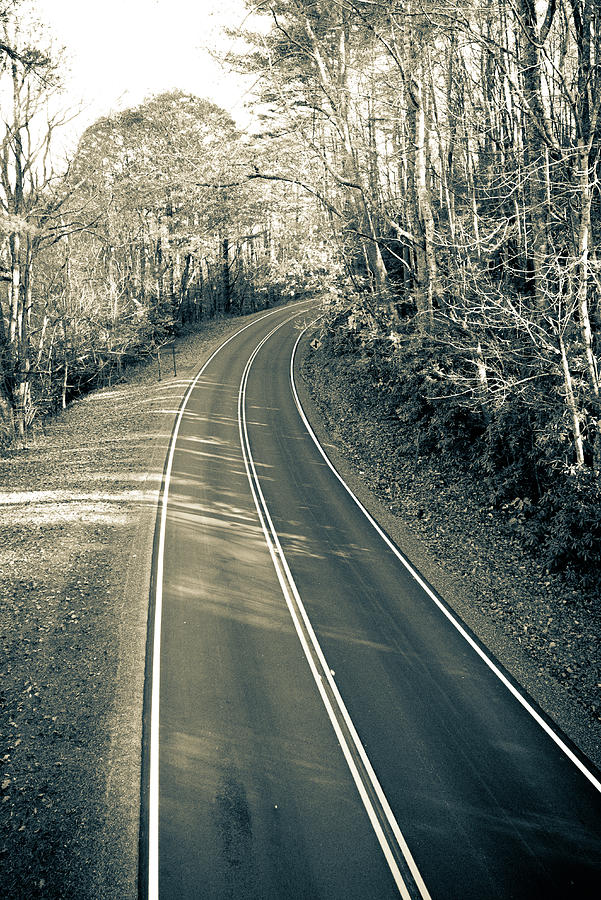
[318,304,601,596]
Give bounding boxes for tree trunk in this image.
[221,236,231,314]
[517,0,556,310]
[8,231,21,346]
[415,74,438,327]
[559,334,585,468]
[575,145,599,396]
[574,143,601,469]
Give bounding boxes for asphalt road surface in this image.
[139,301,601,899]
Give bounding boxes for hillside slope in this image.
[300,339,601,772]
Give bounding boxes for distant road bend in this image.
[139,300,601,899]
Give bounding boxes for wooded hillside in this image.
[235,0,601,586]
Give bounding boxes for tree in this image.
[0,2,71,439]
[236,1,395,293]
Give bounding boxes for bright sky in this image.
[32,0,261,150]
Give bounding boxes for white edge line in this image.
[290,323,601,798]
[238,319,431,900]
[147,306,302,900]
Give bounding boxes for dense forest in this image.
[234,0,601,584]
[1,0,600,582]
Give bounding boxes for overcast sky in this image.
[32,0,259,150]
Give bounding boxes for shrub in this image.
[528,473,601,581]
[475,400,550,504]
[318,298,601,595]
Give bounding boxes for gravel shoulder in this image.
[0,315,264,899]
[298,336,601,774]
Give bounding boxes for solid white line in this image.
[147,305,304,900]
[290,325,601,798]
[238,320,432,900]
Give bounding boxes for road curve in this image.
[139,301,601,899]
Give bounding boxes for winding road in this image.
[139,301,601,899]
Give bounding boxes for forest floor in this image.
[0,304,599,899]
